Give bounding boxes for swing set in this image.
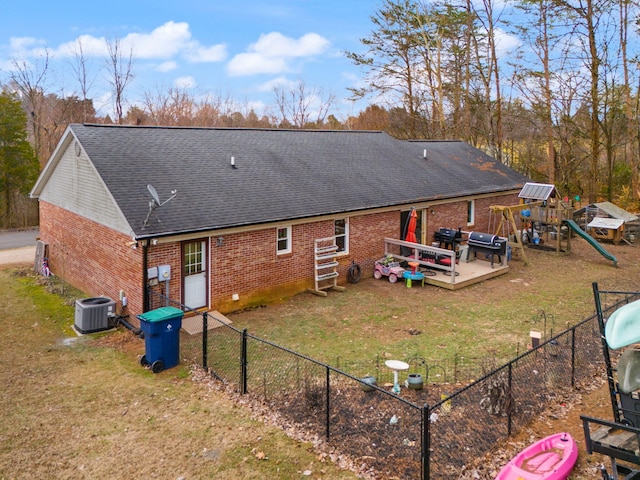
[488,183,573,266]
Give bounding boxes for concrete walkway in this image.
[0,246,36,266]
[0,228,39,266]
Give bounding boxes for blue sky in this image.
[0,1,380,120]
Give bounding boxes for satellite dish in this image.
[143,184,177,229]
[147,184,161,206]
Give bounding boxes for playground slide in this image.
[563,219,617,266]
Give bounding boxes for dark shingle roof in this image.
[68,124,530,237]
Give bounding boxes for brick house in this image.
[30,124,529,322]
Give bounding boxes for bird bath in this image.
[385,360,409,394]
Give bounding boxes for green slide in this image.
[563,219,617,266]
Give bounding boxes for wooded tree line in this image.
[1,0,639,228]
[348,0,640,209]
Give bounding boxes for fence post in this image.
[454,353,459,383]
[325,366,331,440]
[507,363,513,436]
[241,329,248,395]
[422,404,430,480]
[202,311,208,370]
[570,327,576,387]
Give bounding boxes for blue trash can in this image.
[137,306,183,373]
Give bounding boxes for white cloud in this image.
[227,32,330,77]
[9,36,44,52]
[156,61,177,72]
[256,76,297,92]
[174,76,196,89]
[5,36,50,64]
[251,32,329,57]
[20,21,226,65]
[56,34,109,57]
[228,53,289,76]
[246,100,266,113]
[123,21,192,59]
[494,28,521,57]
[184,44,227,63]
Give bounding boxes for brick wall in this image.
[40,192,520,318]
[39,202,144,317]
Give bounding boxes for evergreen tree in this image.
[0,90,39,227]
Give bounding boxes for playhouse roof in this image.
[591,202,639,223]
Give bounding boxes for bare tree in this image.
[552,0,609,202]
[69,38,99,122]
[618,0,640,201]
[142,87,196,126]
[10,49,51,166]
[105,37,134,124]
[272,81,335,128]
[468,0,507,161]
[346,0,425,137]
[511,0,566,183]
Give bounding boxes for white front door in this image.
[183,240,207,309]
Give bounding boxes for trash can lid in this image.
[137,306,184,322]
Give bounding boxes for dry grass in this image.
[1,237,638,479]
[0,268,357,480]
[229,239,639,369]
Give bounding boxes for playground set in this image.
[377,183,626,291]
[489,183,620,267]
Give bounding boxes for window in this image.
[467,200,475,226]
[276,226,291,254]
[184,241,205,275]
[335,218,349,253]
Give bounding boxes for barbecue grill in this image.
[467,232,507,268]
[434,227,462,250]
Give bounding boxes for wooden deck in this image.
[420,256,509,290]
[384,237,509,290]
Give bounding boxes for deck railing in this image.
[384,237,458,283]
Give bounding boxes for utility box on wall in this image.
[158,265,171,281]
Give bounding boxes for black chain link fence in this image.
[146,288,638,479]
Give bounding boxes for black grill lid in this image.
[435,227,462,242]
[468,231,498,246]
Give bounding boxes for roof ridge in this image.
[75,123,383,134]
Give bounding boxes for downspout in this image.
[142,239,149,312]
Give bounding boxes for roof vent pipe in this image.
[231,156,237,169]
[423,149,427,159]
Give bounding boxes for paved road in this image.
[0,228,39,266]
[0,228,39,249]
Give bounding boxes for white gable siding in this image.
[38,144,132,235]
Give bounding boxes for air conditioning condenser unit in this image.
[74,297,115,334]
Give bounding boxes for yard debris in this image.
[251,448,267,460]
[190,365,379,479]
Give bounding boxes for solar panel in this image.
[518,182,555,201]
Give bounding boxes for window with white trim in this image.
[276,226,291,254]
[334,218,349,253]
[467,200,475,226]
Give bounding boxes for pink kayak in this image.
[495,432,578,480]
